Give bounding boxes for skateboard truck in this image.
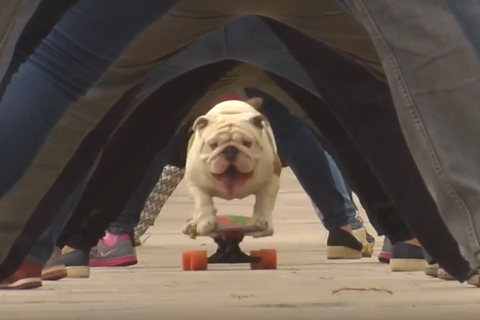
[208,235,261,264]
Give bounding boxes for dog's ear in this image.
[246,97,263,110]
[192,115,209,132]
[250,114,267,129]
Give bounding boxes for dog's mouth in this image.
[213,165,253,198]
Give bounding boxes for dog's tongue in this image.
[220,167,244,199]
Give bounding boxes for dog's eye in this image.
[242,141,252,148]
[210,143,218,149]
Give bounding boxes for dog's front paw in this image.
[251,217,274,238]
[196,214,219,236]
[182,215,218,238]
[182,219,199,239]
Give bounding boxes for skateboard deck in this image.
[182,215,263,238]
[209,215,260,237]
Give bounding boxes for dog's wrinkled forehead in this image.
[193,113,267,139]
[192,98,267,135]
[192,98,266,138]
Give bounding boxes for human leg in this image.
[90,147,170,268]
[57,62,240,261]
[338,0,480,274]
[0,0,81,98]
[266,19,470,278]
[268,75,425,270]
[134,166,185,242]
[245,88,364,259]
[0,0,182,197]
[107,148,168,237]
[0,162,96,289]
[0,0,183,281]
[0,0,41,81]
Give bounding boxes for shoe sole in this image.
[390,258,426,272]
[90,257,138,267]
[437,268,455,281]
[425,264,439,278]
[42,267,68,281]
[327,246,362,259]
[65,266,90,278]
[0,277,42,290]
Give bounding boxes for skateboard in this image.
[181,215,277,271]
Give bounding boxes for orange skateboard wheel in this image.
[182,251,192,271]
[251,249,277,270]
[250,250,261,270]
[259,249,277,270]
[190,250,208,271]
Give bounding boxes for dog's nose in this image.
[223,146,239,162]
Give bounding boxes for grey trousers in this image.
[340,0,480,269]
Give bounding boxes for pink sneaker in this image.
[90,232,138,267]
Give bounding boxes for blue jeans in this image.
[0,0,41,82]
[0,0,82,98]
[245,88,359,231]
[313,132,384,235]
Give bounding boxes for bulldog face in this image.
[191,99,268,196]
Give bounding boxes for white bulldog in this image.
[184,98,282,238]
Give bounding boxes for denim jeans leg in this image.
[0,0,82,98]
[341,0,480,269]
[314,133,385,234]
[26,164,96,267]
[0,0,41,82]
[310,154,364,230]
[246,88,351,231]
[325,151,361,228]
[108,149,167,235]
